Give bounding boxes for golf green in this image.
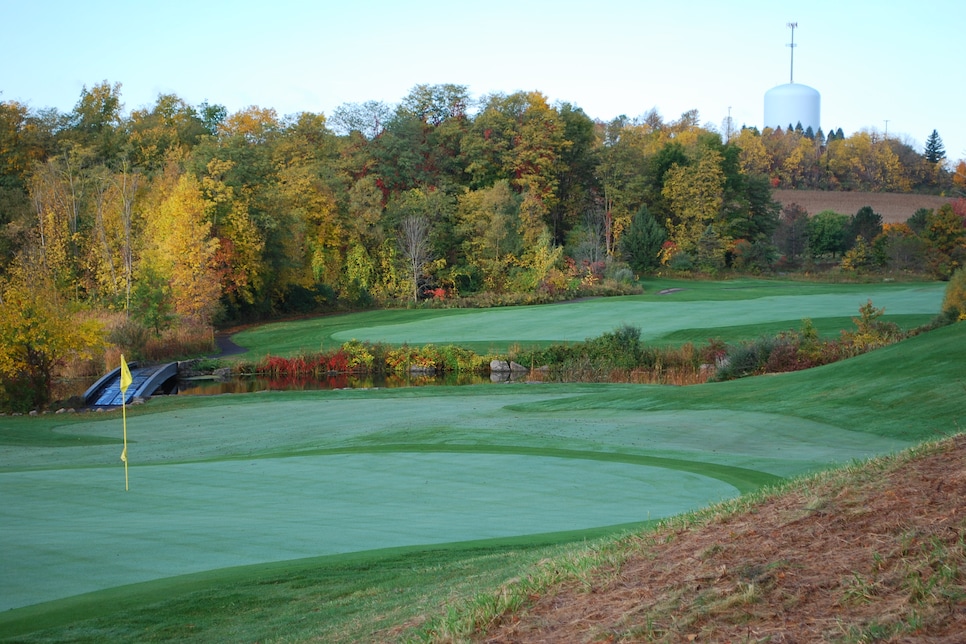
[1,451,737,611]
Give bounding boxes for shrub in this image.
[669,251,695,272]
[713,336,779,381]
[842,300,904,352]
[341,340,375,372]
[941,267,966,321]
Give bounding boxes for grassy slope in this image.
[521,321,966,443]
[2,321,962,642]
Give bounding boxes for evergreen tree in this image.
[849,206,883,244]
[835,127,845,140]
[620,205,667,273]
[924,129,946,163]
[804,125,815,140]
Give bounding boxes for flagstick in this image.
[119,354,132,491]
[122,399,129,491]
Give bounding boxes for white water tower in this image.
[764,23,820,132]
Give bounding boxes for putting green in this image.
[2,451,738,611]
[0,388,913,611]
[330,287,943,345]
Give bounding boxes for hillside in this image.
[772,189,957,223]
[477,434,966,642]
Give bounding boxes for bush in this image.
[669,251,695,272]
[713,336,779,381]
[942,267,966,321]
[841,300,903,352]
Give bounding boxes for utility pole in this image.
[787,22,798,84]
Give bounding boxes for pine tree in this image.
[924,129,946,163]
[620,205,667,272]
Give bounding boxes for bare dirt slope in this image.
[773,190,957,223]
[480,435,966,643]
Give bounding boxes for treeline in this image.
[1,81,965,409]
[2,83,963,315]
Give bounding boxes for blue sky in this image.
[3,0,964,163]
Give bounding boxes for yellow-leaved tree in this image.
[662,149,725,255]
[0,259,103,411]
[140,173,222,325]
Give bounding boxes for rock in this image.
[55,408,67,414]
[213,367,232,381]
[490,359,512,373]
[490,359,529,373]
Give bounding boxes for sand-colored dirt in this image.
[481,434,966,642]
[773,189,958,223]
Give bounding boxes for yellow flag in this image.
[119,355,133,394]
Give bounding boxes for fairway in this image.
[331,288,941,345]
[232,280,946,356]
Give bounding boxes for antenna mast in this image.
[787,22,798,84]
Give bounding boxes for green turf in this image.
[1,282,960,642]
[231,280,945,357]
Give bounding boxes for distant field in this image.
[773,189,957,222]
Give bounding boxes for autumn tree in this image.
[548,103,599,246]
[921,203,966,277]
[329,100,393,139]
[597,117,667,252]
[873,223,927,272]
[455,180,520,292]
[127,93,208,173]
[65,81,125,165]
[0,259,102,411]
[662,148,725,253]
[0,100,51,271]
[462,91,569,243]
[140,172,222,324]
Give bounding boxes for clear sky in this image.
[3,0,963,164]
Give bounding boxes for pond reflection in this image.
[176,370,532,396]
